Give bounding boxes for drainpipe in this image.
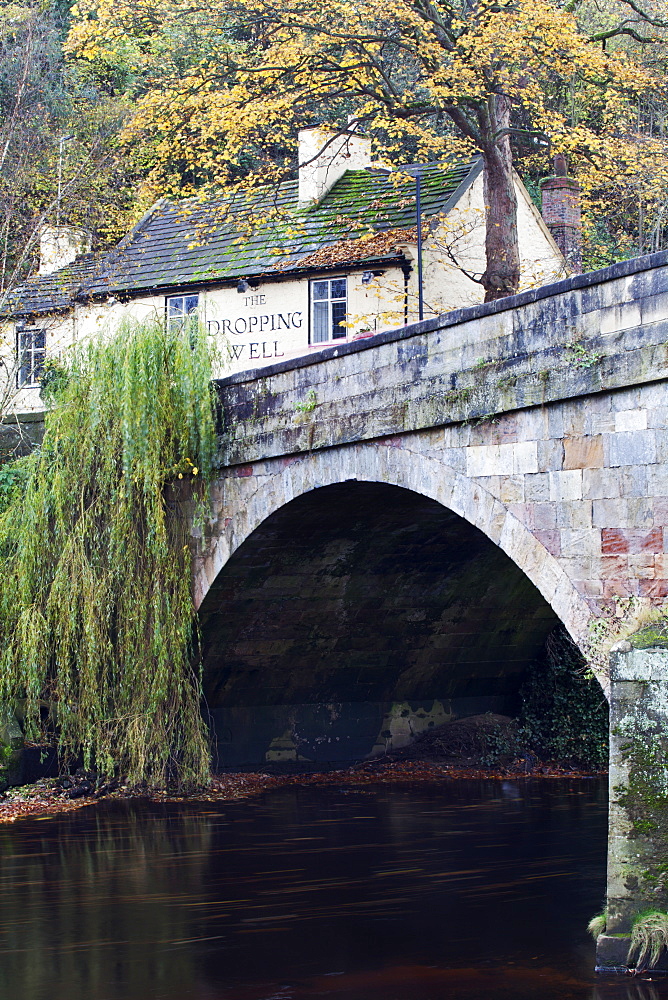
[367,164,425,321]
[415,172,424,321]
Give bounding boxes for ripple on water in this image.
[0,779,664,1000]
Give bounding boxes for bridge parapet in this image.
[216,251,668,467]
[204,251,668,650]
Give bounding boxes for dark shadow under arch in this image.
[200,482,560,766]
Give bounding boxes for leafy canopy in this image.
[0,0,136,298]
[68,0,657,184]
[66,0,665,295]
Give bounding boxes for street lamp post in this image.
[365,165,424,322]
[414,171,424,322]
[56,135,74,229]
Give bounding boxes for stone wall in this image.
[216,251,668,467]
[597,641,668,971]
[0,411,44,457]
[199,251,668,667]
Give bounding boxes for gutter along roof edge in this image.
[84,253,409,302]
[5,249,410,315]
[9,305,73,319]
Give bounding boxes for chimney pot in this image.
[553,153,568,177]
[38,225,92,276]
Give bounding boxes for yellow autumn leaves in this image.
[64,0,668,261]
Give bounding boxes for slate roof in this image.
[5,156,481,318]
[2,253,103,318]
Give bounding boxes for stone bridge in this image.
[194,250,668,969]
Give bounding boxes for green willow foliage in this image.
[0,458,30,515]
[0,320,218,789]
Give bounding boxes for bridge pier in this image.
[597,641,668,971]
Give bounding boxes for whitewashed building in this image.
[2,128,569,417]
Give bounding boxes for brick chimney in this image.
[541,155,582,274]
[38,225,92,276]
[298,126,372,207]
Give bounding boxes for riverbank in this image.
[0,756,606,824]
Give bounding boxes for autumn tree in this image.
[512,0,668,269]
[66,0,243,198]
[0,1,141,434]
[0,0,134,300]
[68,0,668,299]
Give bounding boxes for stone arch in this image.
[195,438,598,685]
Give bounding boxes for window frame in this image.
[309,276,348,345]
[166,293,200,335]
[16,325,46,389]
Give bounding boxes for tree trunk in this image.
[480,95,520,302]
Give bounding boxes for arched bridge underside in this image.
[199,479,559,765]
[191,251,668,763]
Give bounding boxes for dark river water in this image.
[1,778,666,1000]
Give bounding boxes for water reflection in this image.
[0,809,212,998]
[594,984,668,1000]
[0,779,665,1000]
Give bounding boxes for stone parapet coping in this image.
[216,249,668,388]
[215,249,668,468]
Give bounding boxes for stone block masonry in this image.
[203,249,668,685]
[597,643,668,972]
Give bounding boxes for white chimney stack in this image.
[38,225,92,276]
[298,126,372,207]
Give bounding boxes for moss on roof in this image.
[1,254,102,318]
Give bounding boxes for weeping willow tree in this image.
[0,320,218,789]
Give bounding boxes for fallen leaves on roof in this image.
[291,227,417,270]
